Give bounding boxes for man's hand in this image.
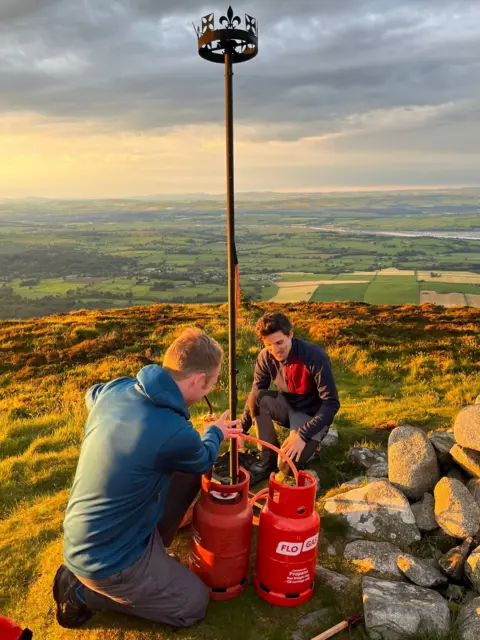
[281,432,306,462]
[214,410,244,442]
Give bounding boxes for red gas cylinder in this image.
[0,615,33,639]
[254,471,320,607]
[190,468,253,600]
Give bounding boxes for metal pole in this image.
[225,48,238,484]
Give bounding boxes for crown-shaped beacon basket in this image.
[194,6,258,63]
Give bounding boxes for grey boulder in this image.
[434,477,480,538]
[362,577,451,640]
[344,540,447,587]
[468,478,480,507]
[465,546,480,592]
[430,431,456,456]
[451,444,480,478]
[457,597,480,640]
[323,480,421,547]
[454,405,480,453]
[349,447,387,471]
[344,540,405,581]
[388,425,440,501]
[411,493,438,532]
[315,566,351,592]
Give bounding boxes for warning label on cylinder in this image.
[286,568,310,584]
[276,534,319,556]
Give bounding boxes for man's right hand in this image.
[214,410,243,441]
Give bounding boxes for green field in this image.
[310,282,370,302]
[0,191,479,318]
[364,276,420,305]
[419,281,480,295]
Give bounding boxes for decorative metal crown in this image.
[194,6,258,64]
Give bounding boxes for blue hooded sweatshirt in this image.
[63,365,223,580]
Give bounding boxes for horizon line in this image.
[1,183,479,201]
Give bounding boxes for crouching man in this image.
[53,328,242,629]
[241,312,340,480]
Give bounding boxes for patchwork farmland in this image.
[268,270,480,307]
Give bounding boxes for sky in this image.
[0,0,479,198]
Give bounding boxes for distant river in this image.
[302,227,480,241]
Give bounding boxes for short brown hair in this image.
[163,327,223,381]
[256,312,292,340]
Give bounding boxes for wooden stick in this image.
[310,620,349,640]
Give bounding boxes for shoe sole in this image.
[53,566,92,629]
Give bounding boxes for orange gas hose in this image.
[240,434,299,484]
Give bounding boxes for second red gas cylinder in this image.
[254,470,320,607]
[190,468,253,600]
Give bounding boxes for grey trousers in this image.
[251,391,322,473]
[78,472,209,628]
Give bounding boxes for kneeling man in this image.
[53,328,241,629]
[241,312,340,479]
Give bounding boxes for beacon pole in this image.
[195,7,258,485]
[225,46,238,483]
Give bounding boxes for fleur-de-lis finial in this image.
[220,6,241,29]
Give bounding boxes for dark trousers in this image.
[78,472,208,627]
[249,391,322,473]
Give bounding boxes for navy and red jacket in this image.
[241,337,340,442]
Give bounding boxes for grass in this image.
[0,301,479,638]
[364,276,420,305]
[419,281,480,295]
[310,283,370,302]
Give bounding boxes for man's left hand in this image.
[281,433,306,462]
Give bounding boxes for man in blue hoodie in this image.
[53,327,242,629]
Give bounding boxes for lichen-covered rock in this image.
[438,538,474,582]
[465,546,480,592]
[388,425,440,500]
[323,480,421,547]
[349,448,387,471]
[344,540,447,588]
[344,541,405,581]
[411,493,438,532]
[362,577,451,640]
[451,445,480,478]
[457,596,480,640]
[454,405,480,453]
[396,553,447,588]
[434,478,480,538]
[430,431,456,456]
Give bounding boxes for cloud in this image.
[0,1,479,194]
